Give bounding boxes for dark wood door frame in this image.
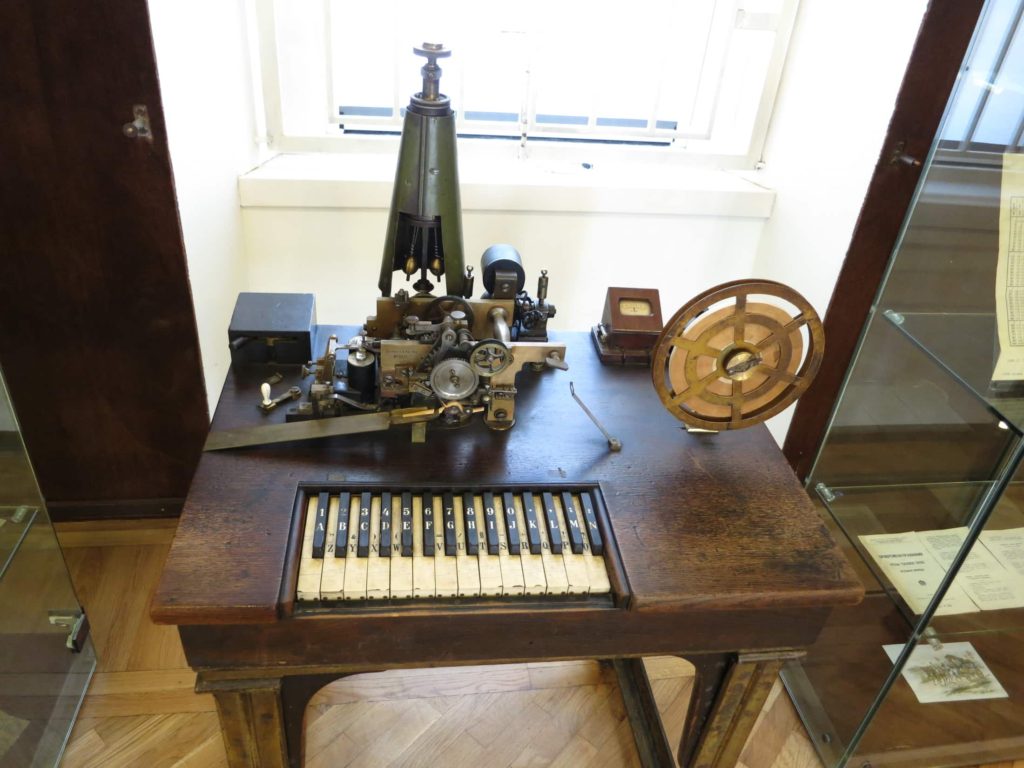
[784,0,987,479]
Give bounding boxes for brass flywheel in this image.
[651,279,824,431]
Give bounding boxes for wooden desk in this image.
[151,331,861,768]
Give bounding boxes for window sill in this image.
[238,151,775,218]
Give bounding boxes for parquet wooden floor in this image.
[49,521,1024,768]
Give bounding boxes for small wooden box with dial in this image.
[592,287,663,365]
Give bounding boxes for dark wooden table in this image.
[151,330,861,768]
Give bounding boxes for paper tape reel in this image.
[651,279,824,431]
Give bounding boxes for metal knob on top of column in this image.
[413,43,451,102]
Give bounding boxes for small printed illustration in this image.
[883,642,1009,703]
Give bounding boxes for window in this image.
[940,0,1024,159]
[251,0,798,167]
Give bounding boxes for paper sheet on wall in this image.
[859,532,978,615]
[918,527,1024,611]
[994,152,1024,381]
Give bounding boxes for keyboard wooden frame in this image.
[282,482,629,614]
[151,330,863,768]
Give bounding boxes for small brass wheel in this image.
[469,339,512,376]
[425,295,476,327]
[652,279,824,431]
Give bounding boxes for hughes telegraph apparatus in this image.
[209,44,564,450]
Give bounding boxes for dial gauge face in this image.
[618,298,653,317]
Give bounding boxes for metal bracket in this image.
[888,140,921,167]
[814,482,837,503]
[48,609,90,653]
[122,104,153,142]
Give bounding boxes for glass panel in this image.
[857,467,1024,766]
[0,367,95,767]
[783,0,1024,765]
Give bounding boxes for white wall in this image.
[752,0,928,443]
[148,0,260,415]
[240,195,771,335]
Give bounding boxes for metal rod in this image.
[570,381,622,452]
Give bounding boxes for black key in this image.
[357,492,371,557]
[522,491,542,555]
[483,492,500,555]
[422,492,435,557]
[463,492,480,555]
[311,492,329,558]
[400,491,413,557]
[580,490,605,555]
[560,492,585,554]
[379,492,392,558]
[541,492,563,554]
[502,491,521,555]
[335,491,351,558]
[443,492,457,556]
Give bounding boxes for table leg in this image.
[199,672,355,768]
[678,650,803,768]
[614,658,676,768]
[197,676,288,768]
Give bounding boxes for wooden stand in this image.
[152,331,861,767]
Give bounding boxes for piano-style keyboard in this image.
[294,485,618,605]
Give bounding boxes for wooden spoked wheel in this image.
[652,279,824,431]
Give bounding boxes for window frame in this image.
[249,0,801,170]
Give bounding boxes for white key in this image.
[365,495,390,599]
[319,495,346,599]
[494,495,525,596]
[296,497,323,601]
[342,495,368,599]
[412,495,436,598]
[577,493,611,594]
[554,495,590,595]
[434,495,459,597]
[390,494,413,598]
[475,493,503,596]
[454,495,480,597]
[513,495,547,595]
[536,497,569,595]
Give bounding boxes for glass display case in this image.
[781,0,1024,765]
[0,365,95,766]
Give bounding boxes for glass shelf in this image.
[885,310,1024,435]
[817,481,1024,637]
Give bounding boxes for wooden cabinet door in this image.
[0,0,209,519]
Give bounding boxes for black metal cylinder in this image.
[346,350,377,403]
[480,244,526,294]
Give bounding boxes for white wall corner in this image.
[148,0,262,417]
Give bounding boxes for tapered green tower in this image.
[379,43,467,298]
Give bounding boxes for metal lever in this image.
[570,381,621,452]
[546,352,569,371]
[259,384,302,413]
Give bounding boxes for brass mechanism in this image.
[206,44,565,451]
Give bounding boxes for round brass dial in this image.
[651,279,824,431]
